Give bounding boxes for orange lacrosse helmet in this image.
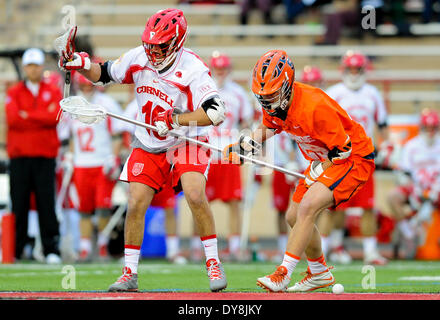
[252,50,295,117]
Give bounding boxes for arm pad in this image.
[201,95,226,126]
[93,61,113,86]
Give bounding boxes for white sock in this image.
[97,233,109,248]
[228,235,240,254]
[191,236,202,251]
[201,235,219,262]
[166,235,179,258]
[363,236,377,255]
[330,229,344,249]
[280,252,300,278]
[321,236,331,257]
[80,238,92,253]
[307,254,328,274]
[277,233,288,254]
[124,246,140,274]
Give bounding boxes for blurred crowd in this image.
[179,0,440,44]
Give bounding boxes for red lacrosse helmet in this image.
[210,51,232,69]
[141,8,188,70]
[341,50,370,90]
[300,65,323,84]
[421,108,440,128]
[251,50,295,115]
[341,50,369,69]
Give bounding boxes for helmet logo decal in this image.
[150,32,155,40]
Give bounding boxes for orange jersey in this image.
[262,82,374,162]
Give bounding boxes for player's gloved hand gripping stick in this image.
[53,25,78,98]
[59,95,305,179]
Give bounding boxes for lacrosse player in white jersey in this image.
[121,99,187,265]
[204,51,254,261]
[387,109,440,258]
[321,50,390,265]
[64,73,124,262]
[59,8,227,292]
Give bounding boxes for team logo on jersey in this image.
[136,86,174,107]
[132,162,144,176]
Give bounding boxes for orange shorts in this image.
[292,154,375,209]
[337,172,374,210]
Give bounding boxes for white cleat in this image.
[329,248,352,265]
[287,268,335,292]
[364,251,388,266]
[257,266,291,292]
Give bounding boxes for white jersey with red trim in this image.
[68,91,124,167]
[326,82,387,139]
[399,134,440,196]
[109,46,218,153]
[120,99,138,134]
[209,79,253,160]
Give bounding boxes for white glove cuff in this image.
[310,161,324,180]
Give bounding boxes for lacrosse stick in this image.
[59,96,306,179]
[53,25,77,98]
[100,203,128,240]
[239,164,261,257]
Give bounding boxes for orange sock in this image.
[281,251,300,277]
[307,254,328,274]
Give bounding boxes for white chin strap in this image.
[343,73,366,90]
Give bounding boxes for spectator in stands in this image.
[315,0,361,45]
[239,0,275,37]
[283,0,328,24]
[5,48,62,264]
[422,0,440,23]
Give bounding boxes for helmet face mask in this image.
[252,50,295,118]
[341,51,369,90]
[254,74,292,113]
[142,9,188,71]
[420,109,440,144]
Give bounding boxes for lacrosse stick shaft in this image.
[64,71,71,98]
[101,203,127,239]
[239,164,259,255]
[106,111,305,179]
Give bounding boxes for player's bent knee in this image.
[185,187,207,209]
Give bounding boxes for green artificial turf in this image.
[0,260,439,293]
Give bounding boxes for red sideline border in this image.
[0,291,439,300]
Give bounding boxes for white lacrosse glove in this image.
[59,52,91,71]
[304,160,324,187]
[153,109,180,137]
[102,154,121,181]
[284,161,300,184]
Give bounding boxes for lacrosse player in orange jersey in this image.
[224,50,375,292]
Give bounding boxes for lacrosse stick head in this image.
[53,25,77,61]
[60,96,107,125]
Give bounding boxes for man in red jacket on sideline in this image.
[5,48,62,264]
